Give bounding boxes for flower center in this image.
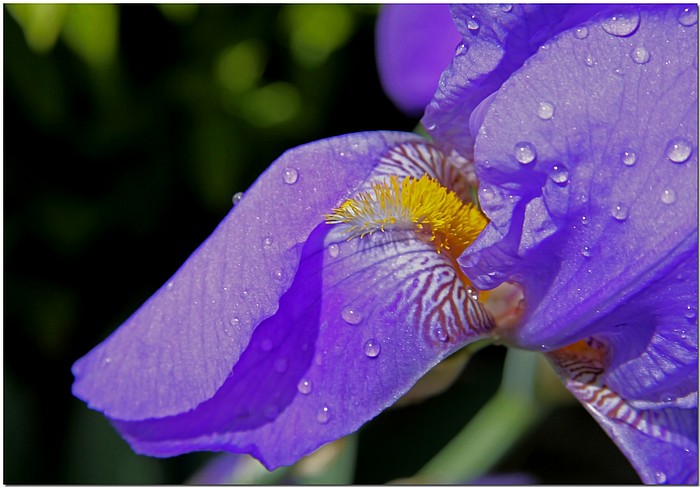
[326,174,487,258]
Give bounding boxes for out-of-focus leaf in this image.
[158,4,198,24]
[6,4,68,53]
[61,4,118,69]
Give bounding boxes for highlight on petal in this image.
[423,4,608,157]
[548,340,698,484]
[375,4,461,115]
[73,134,496,468]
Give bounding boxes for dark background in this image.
[5,5,638,483]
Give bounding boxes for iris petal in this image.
[548,341,698,484]
[71,131,430,421]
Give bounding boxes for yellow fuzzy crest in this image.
[326,175,487,257]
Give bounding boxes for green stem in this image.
[413,349,546,483]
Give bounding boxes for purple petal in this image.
[71,131,428,421]
[548,341,698,484]
[423,5,608,157]
[73,134,495,469]
[376,4,461,116]
[460,6,698,360]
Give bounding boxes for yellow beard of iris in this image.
[326,174,488,258]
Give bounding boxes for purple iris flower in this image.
[72,4,698,484]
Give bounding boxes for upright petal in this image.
[423,4,609,157]
[72,131,429,421]
[461,6,698,362]
[376,4,461,116]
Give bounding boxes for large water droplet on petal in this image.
[263,236,273,247]
[611,203,629,221]
[501,4,513,13]
[574,26,589,39]
[316,405,331,424]
[661,189,677,205]
[654,472,667,483]
[584,53,596,67]
[537,101,554,120]
[341,306,363,325]
[433,325,449,342]
[580,246,593,258]
[666,137,692,163]
[363,338,381,358]
[621,149,637,166]
[549,164,569,185]
[679,6,698,27]
[467,16,480,31]
[684,305,697,320]
[328,243,340,258]
[514,142,537,164]
[283,167,299,184]
[298,378,312,395]
[601,12,640,37]
[630,46,650,64]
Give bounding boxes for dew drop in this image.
[467,16,480,31]
[580,246,593,258]
[433,325,449,343]
[341,305,363,325]
[298,379,312,395]
[661,189,676,205]
[501,4,513,13]
[601,12,640,37]
[665,137,692,163]
[274,357,288,373]
[232,192,244,206]
[549,164,569,185]
[263,236,273,247]
[537,101,555,120]
[363,338,381,358]
[580,215,590,226]
[328,243,340,258]
[514,142,537,164]
[166,281,174,290]
[610,203,629,221]
[621,149,637,166]
[317,405,331,424]
[272,269,283,280]
[260,338,273,352]
[480,187,496,203]
[104,357,112,364]
[455,42,467,56]
[574,26,589,39]
[684,305,697,320]
[679,6,698,27]
[584,53,596,67]
[654,471,667,484]
[283,167,299,184]
[229,316,241,327]
[630,46,650,64]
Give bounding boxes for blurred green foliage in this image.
[4,4,638,484]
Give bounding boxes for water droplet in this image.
[480,187,496,203]
[274,357,288,373]
[514,142,537,164]
[232,192,244,206]
[654,471,667,483]
[621,149,637,166]
[104,357,112,364]
[665,137,692,163]
[584,53,596,67]
[684,305,697,320]
[501,4,513,13]
[679,6,698,26]
[661,189,676,205]
[549,164,569,185]
[610,203,629,221]
[272,269,283,280]
[314,351,325,366]
[580,215,590,225]
[260,338,273,352]
[467,287,480,300]
[601,12,640,37]
[537,101,554,120]
[574,26,589,39]
[263,236,273,247]
[317,405,331,424]
[298,379,312,395]
[467,16,480,31]
[363,338,381,358]
[283,167,298,184]
[630,46,650,64]
[580,246,593,258]
[341,306,363,325]
[433,325,449,342]
[328,244,340,258]
[229,316,241,327]
[455,42,467,56]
